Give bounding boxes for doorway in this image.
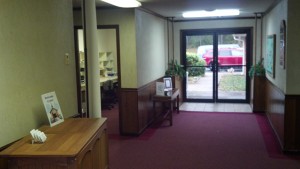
[74,25,120,119]
[181,28,252,103]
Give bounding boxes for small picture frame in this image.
[156,82,165,96]
[41,91,64,127]
[163,77,172,90]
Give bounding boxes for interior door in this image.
[74,26,120,117]
[182,28,251,103]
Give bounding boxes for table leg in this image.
[170,101,173,126]
[176,95,179,113]
[153,101,157,120]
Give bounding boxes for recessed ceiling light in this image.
[101,0,141,8]
[183,9,240,18]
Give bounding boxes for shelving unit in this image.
[99,52,114,77]
[79,51,85,82]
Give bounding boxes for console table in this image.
[0,118,108,169]
[153,88,179,126]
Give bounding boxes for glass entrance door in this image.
[185,34,214,100]
[182,28,250,103]
[216,33,247,101]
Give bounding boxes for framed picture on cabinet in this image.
[41,91,64,127]
[163,77,172,90]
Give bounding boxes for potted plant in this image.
[249,58,266,112]
[249,58,265,78]
[165,59,185,78]
[164,59,185,101]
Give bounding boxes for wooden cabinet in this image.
[252,76,266,112]
[0,118,108,169]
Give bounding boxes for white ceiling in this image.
[73,0,279,20]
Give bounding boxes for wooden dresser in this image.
[0,118,108,169]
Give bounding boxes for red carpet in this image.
[103,108,300,169]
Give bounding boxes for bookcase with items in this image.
[79,51,85,83]
[99,52,115,77]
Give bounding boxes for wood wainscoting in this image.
[120,80,158,135]
[265,79,300,152]
[285,95,300,151]
[265,80,285,147]
[119,76,183,135]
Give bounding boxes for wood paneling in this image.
[265,80,285,147]
[119,76,184,135]
[265,80,300,152]
[285,95,300,151]
[119,88,139,135]
[0,157,7,169]
[137,82,156,131]
[119,82,158,135]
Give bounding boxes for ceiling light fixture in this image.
[101,0,141,8]
[183,9,240,18]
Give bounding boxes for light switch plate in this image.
[65,53,70,65]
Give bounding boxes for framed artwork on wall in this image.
[266,34,276,78]
[279,20,286,69]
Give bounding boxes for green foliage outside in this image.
[186,52,206,77]
[219,75,246,91]
[186,34,236,48]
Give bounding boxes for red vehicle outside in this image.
[202,48,244,70]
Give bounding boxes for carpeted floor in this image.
[102,107,300,169]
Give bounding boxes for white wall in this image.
[78,29,84,52]
[135,9,168,87]
[0,0,77,147]
[286,0,300,94]
[95,9,137,88]
[263,0,287,93]
[74,8,169,88]
[97,29,118,72]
